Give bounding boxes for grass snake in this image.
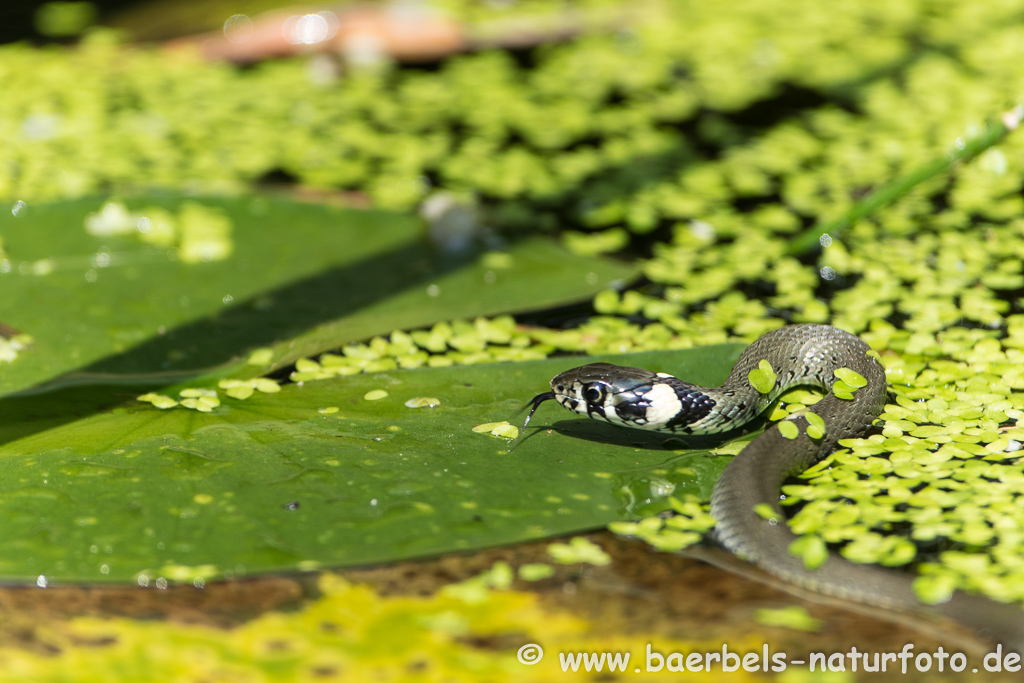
[524,324,1024,650]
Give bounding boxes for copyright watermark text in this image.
[514,643,1023,674]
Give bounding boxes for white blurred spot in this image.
[688,219,715,241]
[981,149,1008,175]
[649,480,676,497]
[420,192,478,252]
[31,259,55,276]
[85,202,137,236]
[1002,105,1023,130]
[307,53,341,85]
[284,12,338,45]
[344,33,386,66]
[21,114,61,140]
[223,14,253,44]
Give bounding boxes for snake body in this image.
[526,324,1024,648]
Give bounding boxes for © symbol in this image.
[517,643,544,665]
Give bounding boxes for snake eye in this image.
[582,383,606,405]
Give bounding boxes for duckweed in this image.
[0,567,779,682]
[135,392,177,409]
[753,606,823,633]
[913,573,958,605]
[834,368,868,388]
[441,561,517,603]
[774,337,1024,603]
[404,397,441,408]
[222,383,253,400]
[278,317,555,384]
[218,378,281,400]
[777,421,800,440]
[472,421,519,440]
[788,535,828,570]
[753,503,778,521]
[178,389,220,413]
[83,201,233,263]
[176,202,233,264]
[608,496,714,552]
[831,381,858,400]
[491,423,519,439]
[518,563,556,581]
[748,359,778,394]
[804,412,827,440]
[138,388,224,412]
[0,0,932,212]
[0,333,32,364]
[547,537,612,566]
[246,348,273,365]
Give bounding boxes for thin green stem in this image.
[788,104,1024,255]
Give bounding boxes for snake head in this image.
[551,363,621,414]
[549,362,718,431]
[521,362,717,433]
[519,362,647,432]
[547,362,666,427]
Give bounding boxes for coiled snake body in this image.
[525,324,1024,649]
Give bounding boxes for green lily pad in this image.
[0,344,742,584]
[0,196,637,395]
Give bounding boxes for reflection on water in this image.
[547,417,762,517]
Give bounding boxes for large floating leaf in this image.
[0,344,743,584]
[0,196,637,395]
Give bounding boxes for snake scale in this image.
[524,324,1024,650]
